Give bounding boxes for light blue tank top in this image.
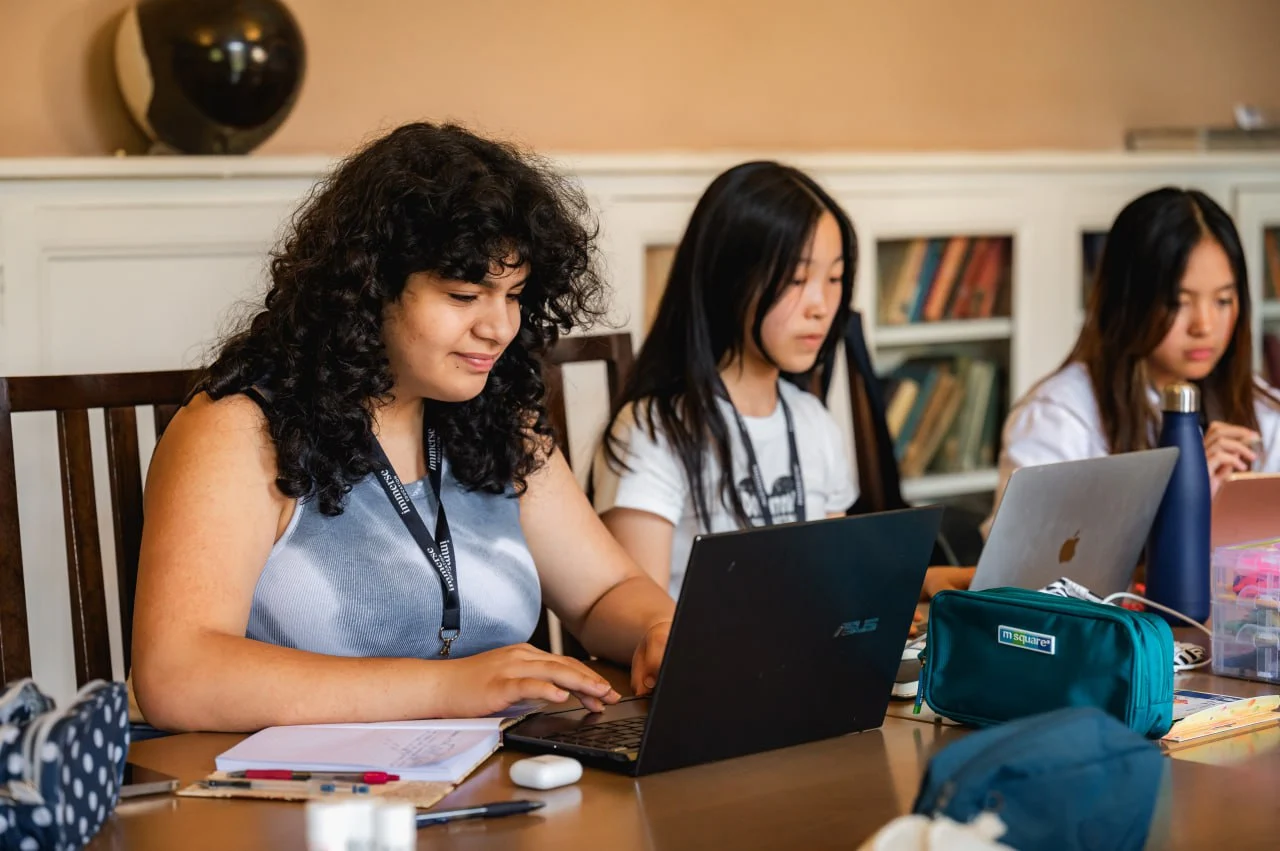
[245,458,542,659]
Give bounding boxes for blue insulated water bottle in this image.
[1145,382,1212,624]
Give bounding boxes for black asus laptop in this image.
[505,506,942,775]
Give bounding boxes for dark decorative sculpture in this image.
[115,0,306,154]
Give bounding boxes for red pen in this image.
[230,770,400,784]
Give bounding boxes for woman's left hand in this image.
[631,620,671,696]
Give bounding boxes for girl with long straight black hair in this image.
[591,162,859,598]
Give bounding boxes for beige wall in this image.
[3,0,1280,156]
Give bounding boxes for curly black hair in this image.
[200,121,607,515]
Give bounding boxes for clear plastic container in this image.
[1211,537,1280,682]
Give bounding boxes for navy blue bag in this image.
[1,679,131,851]
[912,706,1165,851]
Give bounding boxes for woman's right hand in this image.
[1203,421,1260,497]
[438,644,621,718]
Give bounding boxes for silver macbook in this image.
[970,447,1180,596]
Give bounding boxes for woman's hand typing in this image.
[439,644,620,717]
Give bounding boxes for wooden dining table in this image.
[83,660,1280,851]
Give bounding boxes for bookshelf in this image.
[868,234,1013,509]
[874,318,1012,348]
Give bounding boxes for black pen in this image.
[416,799,545,828]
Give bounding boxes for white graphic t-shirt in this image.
[592,381,858,598]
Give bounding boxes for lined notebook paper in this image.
[215,718,507,783]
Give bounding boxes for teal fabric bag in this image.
[918,588,1175,737]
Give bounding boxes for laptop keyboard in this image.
[542,716,647,752]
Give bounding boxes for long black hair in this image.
[199,121,606,515]
[1067,187,1267,453]
[599,161,856,529]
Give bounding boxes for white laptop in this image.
[970,447,1180,596]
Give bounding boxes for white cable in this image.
[1101,591,1213,671]
[1101,592,1213,638]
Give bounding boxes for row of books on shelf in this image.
[885,356,1001,477]
[878,236,1011,326]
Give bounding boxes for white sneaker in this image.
[893,641,925,700]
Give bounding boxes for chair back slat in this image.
[543,362,571,464]
[105,406,144,673]
[154,404,180,438]
[847,365,889,513]
[57,409,114,686]
[0,380,32,683]
[0,369,198,688]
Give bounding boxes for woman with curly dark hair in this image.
[131,122,675,732]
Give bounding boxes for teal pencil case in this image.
[918,588,1175,738]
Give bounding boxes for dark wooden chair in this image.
[817,310,910,517]
[532,332,636,658]
[0,370,200,688]
[0,347,637,686]
[542,332,636,468]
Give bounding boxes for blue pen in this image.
[416,799,545,828]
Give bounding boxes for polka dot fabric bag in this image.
[0,678,130,851]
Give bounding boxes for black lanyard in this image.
[370,427,460,657]
[723,384,806,526]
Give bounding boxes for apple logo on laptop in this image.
[1058,531,1081,564]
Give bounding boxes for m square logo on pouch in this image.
[997,624,1056,655]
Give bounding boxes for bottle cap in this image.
[1161,382,1200,413]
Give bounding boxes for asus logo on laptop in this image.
[833,618,879,638]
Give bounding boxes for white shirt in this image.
[984,361,1280,536]
[592,380,858,598]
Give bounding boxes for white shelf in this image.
[1261,301,1280,320]
[874,318,1013,348]
[901,468,1000,502]
[18,150,1280,183]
